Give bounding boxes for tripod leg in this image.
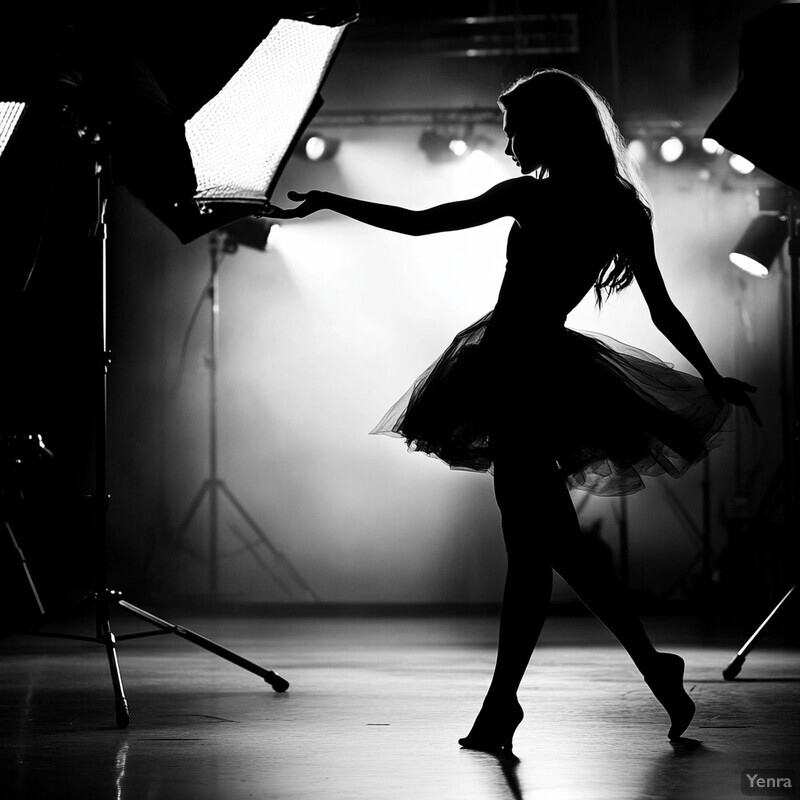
[4,520,45,617]
[173,481,211,550]
[219,481,321,602]
[98,618,130,728]
[117,600,289,692]
[723,585,796,679]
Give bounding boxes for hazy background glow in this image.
[104,4,785,608]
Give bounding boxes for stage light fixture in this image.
[702,137,724,155]
[300,131,340,161]
[659,136,684,163]
[305,135,326,160]
[729,213,787,277]
[729,153,756,175]
[626,138,648,165]
[419,128,481,163]
[449,138,468,157]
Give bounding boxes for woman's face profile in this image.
[502,109,542,176]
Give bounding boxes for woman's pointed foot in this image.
[643,652,695,740]
[458,698,524,755]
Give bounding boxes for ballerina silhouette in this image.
[268,68,760,755]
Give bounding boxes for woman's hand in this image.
[705,375,761,425]
[266,190,328,219]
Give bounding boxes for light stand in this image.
[1,7,356,728]
[17,136,288,730]
[2,435,49,624]
[659,458,717,605]
[704,1,800,678]
[173,227,320,602]
[722,193,799,678]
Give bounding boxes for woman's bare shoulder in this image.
[500,176,552,214]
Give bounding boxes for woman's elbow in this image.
[399,212,426,236]
[405,213,440,236]
[650,304,684,334]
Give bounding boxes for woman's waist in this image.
[485,307,568,339]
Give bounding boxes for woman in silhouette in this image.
[269,68,758,754]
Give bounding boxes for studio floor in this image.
[1,608,798,800]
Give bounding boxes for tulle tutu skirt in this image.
[370,311,732,496]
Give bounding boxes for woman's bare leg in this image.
[545,497,660,676]
[462,451,692,746]
[545,495,695,738]
[483,457,554,702]
[459,453,553,752]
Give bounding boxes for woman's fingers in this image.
[725,379,762,426]
[264,190,316,218]
[711,378,761,426]
[264,205,294,219]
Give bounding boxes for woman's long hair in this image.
[498,68,652,305]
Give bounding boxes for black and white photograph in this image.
[1,2,798,798]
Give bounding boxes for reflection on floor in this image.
[1,610,798,799]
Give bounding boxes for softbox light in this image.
[705,2,800,192]
[0,5,358,244]
[0,102,25,157]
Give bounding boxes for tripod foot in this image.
[115,697,130,728]
[266,673,290,693]
[118,600,290,692]
[723,654,746,680]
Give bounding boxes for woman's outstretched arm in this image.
[630,218,760,422]
[267,178,531,235]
